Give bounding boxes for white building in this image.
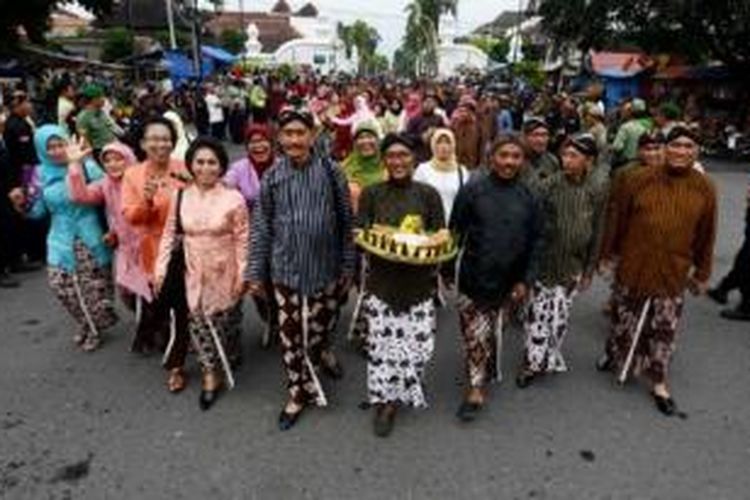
[273,7,358,73]
[437,15,489,77]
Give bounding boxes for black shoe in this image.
[515,370,536,389]
[321,352,344,380]
[707,287,729,305]
[720,305,750,322]
[322,360,344,380]
[0,272,20,288]
[595,354,614,372]
[278,407,304,431]
[652,392,676,416]
[199,390,220,411]
[456,401,483,422]
[373,405,396,438]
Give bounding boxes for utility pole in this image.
[190,0,203,81]
[166,0,177,49]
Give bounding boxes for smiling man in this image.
[247,107,355,432]
[448,134,545,422]
[356,133,445,438]
[597,125,717,416]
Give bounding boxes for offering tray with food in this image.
[355,215,458,265]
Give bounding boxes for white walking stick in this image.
[72,274,100,341]
[494,310,504,383]
[206,315,236,390]
[302,296,328,406]
[161,308,177,366]
[618,298,652,385]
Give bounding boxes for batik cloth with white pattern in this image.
[364,294,436,407]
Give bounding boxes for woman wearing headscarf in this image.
[414,128,469,225]
[398,91,422,133]
[451,97,482,170]
[163,107,191,162]
[155,137,250,410]
[223,123,271,358]
[67,141,152,316]
[342,121,385,214]
[331,94,383,140]
[381,98,402,136]
[22,125,117,351]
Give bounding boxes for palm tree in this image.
[402,0,458,76]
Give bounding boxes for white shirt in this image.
[414,161,470,224]
[205,93,224,124]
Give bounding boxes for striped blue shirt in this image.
[248,153,356,295]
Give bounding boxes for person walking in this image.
[356,133,446,437]
[449,135,545,422]
[518,134,608,387]
[155,137,249,410]
[23,125,117,351]
[248,107,355,431]
[122,117,191,392]
[597,126,717,416]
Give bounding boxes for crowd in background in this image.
[0,67,748,437]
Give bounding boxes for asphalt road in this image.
[1,158,749,500]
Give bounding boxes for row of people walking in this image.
[11,108,716,437]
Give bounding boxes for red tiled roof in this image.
[205,12,301,53]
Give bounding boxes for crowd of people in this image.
[0,69,748,438]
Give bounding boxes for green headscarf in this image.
[343,122,384,187]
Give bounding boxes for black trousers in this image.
[0,197,18,272]
[133,292,189,369]
[719,208,750,304]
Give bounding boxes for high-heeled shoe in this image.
[199,371,223,411]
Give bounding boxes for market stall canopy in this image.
[201,45,238,64]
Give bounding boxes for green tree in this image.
[337,20,383,75]
[511,60,545,89]
[1,0,112,53]
[393,47,418,78]
[219,28,248,55]
[401,0,458,76]
[102,27,135,62]
[536,0,750,74]
[470,36,510,63]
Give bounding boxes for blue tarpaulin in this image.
[201,45,237,65]
[164,50,211,83]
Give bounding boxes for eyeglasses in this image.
[384,151,412,161]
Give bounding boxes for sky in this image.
[218,0,523,56]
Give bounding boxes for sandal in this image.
[167,368,187,394]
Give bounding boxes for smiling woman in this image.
[155,137,250,412]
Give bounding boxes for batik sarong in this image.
[47,241,117,346]
[274,282,340,406]
[606,284,684,385]
[523,283,574,374]
[364,295,436,407]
